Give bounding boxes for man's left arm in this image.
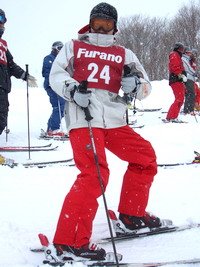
[121,49,152,100]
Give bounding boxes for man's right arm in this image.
[42,55,52,78]
[6,49,25,79]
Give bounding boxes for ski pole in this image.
[78,81,119,267]
[25,64,31,160]
[123,66,131,125]
[123,93,130,125]
[5,125,10,142]
[57,97,64,133]
[123,65,139,124]
[193,112,198,123]
[132,93,137,115]
[83,107,119,267]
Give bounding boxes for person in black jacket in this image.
[0,9,37,135]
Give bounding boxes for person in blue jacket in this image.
[42,41,65,136]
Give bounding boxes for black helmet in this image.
[52,41,63,51]
[0,9,7,23]
[90,2,118,23]
[173,42,184,52]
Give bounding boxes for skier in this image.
[194,82,200,111]
[0,9,37,136]
[165,42,186,122]
[50,2,161,261]
[190,48,200,112]
[42,41,66,136]
[190,48,198,72]
[182,48,196,115]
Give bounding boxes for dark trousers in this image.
[45,86,65,131]
[183,79,195,114]
[0,89,9,135]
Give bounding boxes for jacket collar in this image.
[78,24,115,47]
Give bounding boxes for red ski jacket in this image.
[168,51,185,84]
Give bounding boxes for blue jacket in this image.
[42,51,57,89]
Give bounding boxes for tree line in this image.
[116,0,200,81]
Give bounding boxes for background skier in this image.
[165,42,186,122]
[0,9,37,136]
[182,48,196,115]
[42,41,66,136]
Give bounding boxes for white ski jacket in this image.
[50,27,152,131]
[182,54,196,82]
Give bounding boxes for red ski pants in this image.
[166,82,185,120]
[53,126,157,247]
[195,82,200,106]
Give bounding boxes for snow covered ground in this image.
[0,80,200,267]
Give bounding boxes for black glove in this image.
[178,74,187,83]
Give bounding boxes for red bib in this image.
[0,39,7,65]
[73,40,125,94]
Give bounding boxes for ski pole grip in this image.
[83,107,93,122]
[25,64,29,73]
[78,80,93,121]
[25,64,29,80]
[78,80,88,93]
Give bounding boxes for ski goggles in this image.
[55,45,63,51]
[0,15,6,24]
[52,45,63,51]
[90,18,115,32]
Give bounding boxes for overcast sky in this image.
[1,0,194,86]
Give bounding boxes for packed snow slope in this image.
[0,80,200,267]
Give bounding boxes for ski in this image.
[128,121,144,129]
[137,108,162,112]
[161,118,188,123]
[36,258,200,266]
[1,158,74,168]
[131,125,145,129]
[158,161,200,167]
[31,227,200,267]
[39,129,69,141]
[158,151,200,167]
[99,210,200,244]
[32,243,200,267]
[0,143,52,152]
[101,223,200,243]
[39,135,69,141]
[22,158,74,168]
[0,145,58,152]
[128,120,137,125]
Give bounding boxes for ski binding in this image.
[36,233,122,267]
